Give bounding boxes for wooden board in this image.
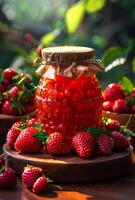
[3,144,134,183]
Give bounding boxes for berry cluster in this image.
[0,68,36,115]
[103,83,135,114]
[22,165,52,194]
[6,117,131,159]
[0,156,17,188]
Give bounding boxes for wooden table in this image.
[0,163,135,200]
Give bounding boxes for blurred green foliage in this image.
[0,0,135,88]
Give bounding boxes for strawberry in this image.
[97,134,113,155]
[0,157,5,168]
[27,118,38,127]
[2,100,18,115]
[46,132,71,155]
[103,119,120,131]
[24,104,35,114]
[112,131,130,149]
[0,168,17,188]
[37,45,43,57]
[6,121,26,148]
[0,79,10,93]
[113,99,130,113]
[104,83,125,101]
[103,101,113,111]
[131,105,135,114]
[32,176,48,194]
[72,131,95,158]
[15,127,43,153]
[22,165,42,188]
[4,86,22,99]
[2,68,17,80]
[131,88,135,95]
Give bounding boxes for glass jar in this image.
[35,46,103,139]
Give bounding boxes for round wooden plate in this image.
[0,112,35,147]
[3,144,134,183]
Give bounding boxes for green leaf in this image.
[18,123,27,130]
[40,29,60,46]
[131,57,135,73]
[120,76,134,94]
[87,127,111,137]
[120,126,135,138]
[65,1,85,33]
[34,131,48,142]
[85,0,106,13]
[102,46,126,70]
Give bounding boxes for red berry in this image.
[37,45,43,57]
[46,132,71,155]
[97,134,113,155]
[0,168,17,188]
[0,157,5,168]
[131,105,135,114]
[72,131,95,158]
[27,118,38,127]
[112,131,130,149]
[5,86,22,99]
[24,104,35,114]
[0,79,11,93]
[131,88,135,95]
[15,127,43,153]
[113,99,130,113]
[24,33,34,42]
[2,100,18,115]
[22,165,42,188]
[104,83,125,101]
[2,68,17,80]
[103,119,120,131]
[103,101,113,111]
[32,176,48,194]
[6,121,26,148]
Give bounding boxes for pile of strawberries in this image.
[103,83,135,114]
[6,117,131,159]
[22,165,53,194]
[0,68,36,115]
[0,156,53,194]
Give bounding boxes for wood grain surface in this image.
[3,144,134,183]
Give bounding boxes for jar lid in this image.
[41,46,95,64]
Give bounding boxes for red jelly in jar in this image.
[35,46,103,138]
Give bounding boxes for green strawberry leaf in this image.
[120,76,134,94]
[32,124,42,131]
[87,127,111,137]
[34,131,48,142]
[120,126,135,138]
[18,123,27,130]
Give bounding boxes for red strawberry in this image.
[27,118,38,127]
[24,104,35,114]
[32,176,48,194]
[5,86,22,99]
[103,101,113,111]
[15,127,43,153]
[46,132,71,155]
[6,121,26,148]
[0,79,10,93]
[104,83,125,101]
[72,131,95,158]
[131,105,135,114]
[112,131,130,149]
[37,45,43,57]
[131,88,135,95]
[0,157,5,168]
[113,99,130,113]
[103,119,120,131]
[97,134,113,155]
[2,100,18,115]
[2,68,17,80]
[22,165,42,188]
[0,168,17,188]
